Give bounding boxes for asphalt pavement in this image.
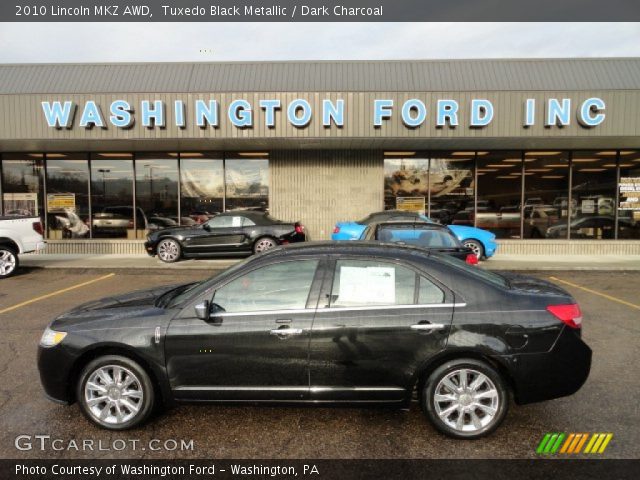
[0,268,638,459]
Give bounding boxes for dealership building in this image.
[0,58,639,255]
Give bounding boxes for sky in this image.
[0,22,639,63]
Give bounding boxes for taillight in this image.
[546,304,582,329]
[32,221,44,236]
[295,224,304,234]
[128,220,134,229]
[333,226,340,234]
[465,253,479,265]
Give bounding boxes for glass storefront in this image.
[384,150,640,240]
[0,152,269,239]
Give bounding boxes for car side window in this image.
[330,259,415,307]
[212,260,319,313]
[207,216,243,228]
[241,217,256,226]
[418,276,445,304]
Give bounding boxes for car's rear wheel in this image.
[76,355,155,430]
[463,239,484,260]
[421,359,508,439]
[157,238,181,263]
[253,236,277,254]
[0,247,18,279]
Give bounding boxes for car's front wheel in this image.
[463,239,485,260]
[76,355,155,430]
[421,359,508,439]
[0,247,19,279]
[156,238,182,263]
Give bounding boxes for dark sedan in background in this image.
[362,221,478,265]
[39,242,590,439]
[144,210,306,262]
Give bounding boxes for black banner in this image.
[3,0,640,22]
[3,459,640,480]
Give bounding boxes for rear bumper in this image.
[21,239,46,254]
[510,327,592,405]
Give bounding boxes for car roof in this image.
[217,210,266,218]
[260,241,438,261]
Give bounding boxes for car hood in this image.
[51,283,186,329]
[499,272,571,297]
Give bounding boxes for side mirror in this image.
[202,223,211,231]
[194,300,210,320]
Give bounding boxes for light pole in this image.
[97,168,111,203]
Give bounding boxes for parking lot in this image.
[0,267,638,459]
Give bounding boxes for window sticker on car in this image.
[232,216,242,227]
[338,266,395,305]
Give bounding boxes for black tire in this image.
[253,236,277,254]
[0,246,19,279]
[76,355,155,430]
[463,239,485,260]
[421,358,508,439]
[156,238,182,263]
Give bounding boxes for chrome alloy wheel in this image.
[433,368,500,433]
[157,239,180,262]
[84,365,144,425]
[254,237,276,253]
[0,249,17,277]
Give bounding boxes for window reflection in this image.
[430,152,474,225]
[180,154,223,224]
[384,155,429,213]
[1,154,44,224]
[475,151,522,238]
[618,151,640,239]
[570,151,617,239]
[90,154,134,239]
[46,154,90,239]
[224,156,269,212]
[135,153,179,234]
[523,152,569,238]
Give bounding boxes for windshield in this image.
[378,226,460,248]
[432,254,510,288]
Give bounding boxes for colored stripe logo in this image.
[536,433,613,454]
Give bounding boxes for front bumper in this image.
[510,327,592,405]
[484,240,498,258]
[144,240,157,257]
[37,344,78,405]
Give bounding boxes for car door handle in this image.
[270,327,303,336]
[410,323,446,331]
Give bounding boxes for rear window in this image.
[432,254,509,288]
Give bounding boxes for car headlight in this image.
[40,327,67,347]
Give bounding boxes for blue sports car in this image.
[332,210,497,259]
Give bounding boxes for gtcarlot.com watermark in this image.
[15,435,195,452]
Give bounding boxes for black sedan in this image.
[38,242,591,439]
[362,221,479,265]
[144,210,306,262]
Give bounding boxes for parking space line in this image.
[0,273,116,315]
[549,276,640,311]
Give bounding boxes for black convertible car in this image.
[144,210,306,262]
[38,243,591,439]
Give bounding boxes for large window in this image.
[46,154,90,239]
[1,155,44,225]
[429,152,474,224]
[523,151,569,238]
[224,154,269,212]
[476,151,523,238]
[135,153,179,234]
[618,151,640,239]
[90,154,134,239]
[570,151,617,239]
[180,153,224,224]
[384,155,429,212]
